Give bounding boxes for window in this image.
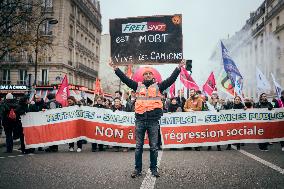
[41,69,48,85]
[42,21,53,35]
[2,69,10,84]
[42,0,52,7]
[77,12,81,22]
[20,49,28,60]
[277,47,281,59]
[69,73,73,84]
[70,25,74,37]
[23,21,28,32]
[71,4,75,15]
[19,70,27,84]
[276,16,280,27]
[269,23,272,33]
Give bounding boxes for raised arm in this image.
[109,59,138,91]
[159,60,185,92]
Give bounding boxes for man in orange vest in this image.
[110,60,185,178]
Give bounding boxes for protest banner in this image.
[21,106,284,149]
[110,14,183,65]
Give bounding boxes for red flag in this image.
[94,78,102,95]
[180,66,199,90]
[202,72,216,96]
[169,83,175,98]
[126,65,133,79]
[55,75,70,107]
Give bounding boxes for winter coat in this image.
[28,99,45,112]
[0,99,18,128]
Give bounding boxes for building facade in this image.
[212,0,284,99]
[0,0,102,97]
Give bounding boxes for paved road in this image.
[0,143,283,189]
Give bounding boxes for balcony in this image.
[75,41,95,60]
[251,22,264,36]
[0,56,32,67]
[266,0,284,20]
[17,81,26,85]
[68,37,74,48]
[72,1,102,32]
[39,30,53,36]
[77,63,98,78]
[41,6,54,13]
[0,81,11,85]
[36,81,50,86]
[275,24,284,33]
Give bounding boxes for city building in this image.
[99,34,139,96]
[211,0,284,99]
[0,0,102,99]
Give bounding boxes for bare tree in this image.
[0,0,54,61]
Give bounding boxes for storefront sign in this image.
[0,85,27,90]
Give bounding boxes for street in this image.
[0,143,283,189]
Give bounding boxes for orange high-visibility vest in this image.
[135,82,163,114]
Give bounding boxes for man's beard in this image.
[143,79,154,87]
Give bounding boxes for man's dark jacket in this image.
[115,67,180,120]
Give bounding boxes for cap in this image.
[6,93,14,100]
[142,67,154,75]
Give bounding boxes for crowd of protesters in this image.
[0,88,284,154]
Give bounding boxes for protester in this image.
[161,93,169,113]
[183,89,203,151]
[168,98,182,113]
[0,93,18,153]
[226,96,246,150]
[223,99,234,110]
[44,93,62,152]
[244,97,254,109]
[110,59,184,178]
[112,97,126,152]
[29,95,45,112]
[104,98,112,109]
[176,90,186,111]
[15,96,31,154]
[207,92,222,151]
[254,93,273,151]
[208,92,223,112]
[67,96,83,153]
[125,91,136,112]
[92,96,105,152]
[184,89,203,112]
[114,90,126,106]
[28,95,46,151]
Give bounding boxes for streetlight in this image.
[34,17,58,86]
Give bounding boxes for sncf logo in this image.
[122,22,166,33]
[147,22,166,31]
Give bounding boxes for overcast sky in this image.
[100,0,263,86]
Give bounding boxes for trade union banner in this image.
[21,106,284,149]
[109,14,183,65]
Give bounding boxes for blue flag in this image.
[221,41,243,87]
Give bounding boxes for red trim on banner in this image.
[23,120,148,145]
[161,121,284,145]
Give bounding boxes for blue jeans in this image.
[135,119,159,172]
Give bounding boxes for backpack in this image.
[8,108,16,121]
